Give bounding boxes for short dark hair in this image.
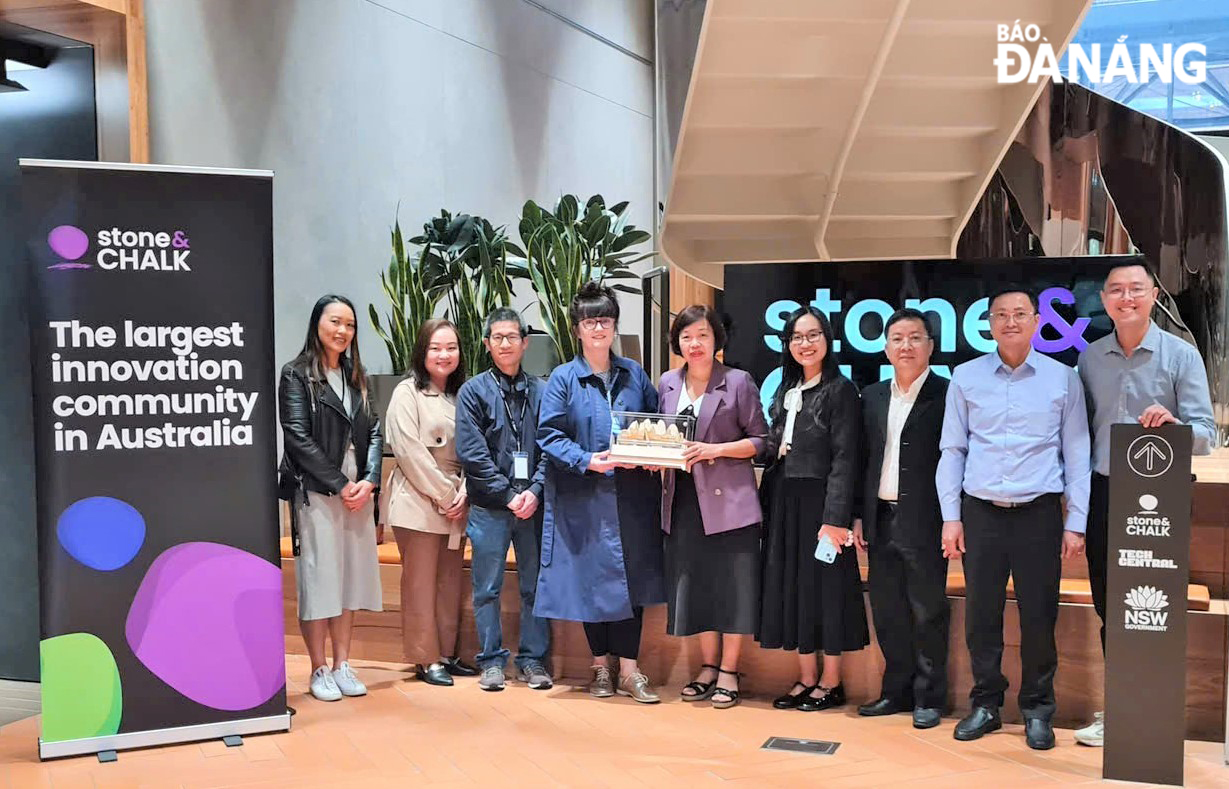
[884,307,933,338]
[484,307,527,338]
[669,305,727,356]
[411,318,467,394]
[1105,260,1158,288]
[988,284,1039,312]
[569,281,620,328]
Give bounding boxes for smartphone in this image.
[814,534,837,564]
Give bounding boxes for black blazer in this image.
[858,372,947,548]
[763,375,861,527]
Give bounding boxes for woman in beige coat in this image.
[382,318,477,685]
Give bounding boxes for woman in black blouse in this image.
[758,306,868,712]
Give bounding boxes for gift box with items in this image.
[608,410,696,470]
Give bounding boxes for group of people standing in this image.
[276,262,1214,751]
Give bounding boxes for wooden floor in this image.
[2,655,1228,788]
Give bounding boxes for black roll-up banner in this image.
[21,160,288,760]
[1105,423,1192,786]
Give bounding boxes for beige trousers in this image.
[394,527,465,665]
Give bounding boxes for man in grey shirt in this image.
[1075,261,1216,747]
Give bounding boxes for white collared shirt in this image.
[878,369,929,501]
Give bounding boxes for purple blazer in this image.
[658,362,769,535]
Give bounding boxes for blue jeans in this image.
[466,504,550,670]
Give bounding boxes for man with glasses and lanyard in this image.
[455,307,553,692]
[1072,262,1215,746]
[938,286,1090,751]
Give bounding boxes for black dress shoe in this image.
[953,706,1001,741]
[1025,718,1055,750]
[415,662,454,686]
[913,707,942,729]
[858,696,908,717]
[441,657,479,677]
[798,684,845,712]
[772,682,814,710]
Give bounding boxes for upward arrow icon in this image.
[1133,441,1168,472]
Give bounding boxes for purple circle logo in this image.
[47,225,92,270]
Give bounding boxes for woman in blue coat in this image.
[536,281,664,704]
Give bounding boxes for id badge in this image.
[513,451,530,481]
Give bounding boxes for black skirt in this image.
[757,468,869,655]
[664,473,761,636]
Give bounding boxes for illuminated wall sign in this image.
[722,258,1136,411]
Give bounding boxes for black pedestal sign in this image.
[1105,423,1192,786]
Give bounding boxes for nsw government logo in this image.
[1124,585,1169,632]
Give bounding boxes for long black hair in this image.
[770,305,840,424]
[295,294,369,406]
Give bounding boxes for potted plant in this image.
[518,194,654,363]
[409,210,524,379]
[368,219,448,418]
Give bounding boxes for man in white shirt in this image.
[853,308,950,729]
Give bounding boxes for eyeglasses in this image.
[580,318,615,331]
[887,333,930,348]
[1104,285,1154,300]
[789,331,825,346]
[988,311,1036,325]
[488,333,522,346]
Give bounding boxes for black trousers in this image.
[584,607,644,659]
[867,501,950,708]
[1086,472,1111,654]
[963,494,1063,719]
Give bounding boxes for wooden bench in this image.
[278,537,1211,611]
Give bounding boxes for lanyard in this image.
[491,371,528,452]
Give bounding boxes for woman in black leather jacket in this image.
[278,295,383,703]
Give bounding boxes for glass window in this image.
[1066,0,1229,131]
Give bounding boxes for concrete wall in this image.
[144,0,655,372]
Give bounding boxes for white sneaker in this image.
[309,666,342,701]
[332,661,367,697]
[1074,711,1104,746]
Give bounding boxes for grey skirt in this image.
[295,448,383,621]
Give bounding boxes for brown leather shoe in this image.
[617,672,661,704]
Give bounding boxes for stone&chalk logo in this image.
[48,225,192,272]
[47,225,92,270]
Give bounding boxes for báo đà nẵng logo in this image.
[995,21,1206,86]
[47,224,193,272]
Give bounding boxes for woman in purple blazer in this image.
[659,305,769,709]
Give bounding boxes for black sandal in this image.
[680,663,720,702]
[711,668,742,709]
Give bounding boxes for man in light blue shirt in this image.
[1072,261,1216,747]
[937,286,1090,751]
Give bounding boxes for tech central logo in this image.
[1117,549,1178,570]
[96,228,192,271]
[1126,494,1171,537]
[1123,585,1169,632]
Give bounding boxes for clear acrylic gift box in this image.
[608,410,696,470]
